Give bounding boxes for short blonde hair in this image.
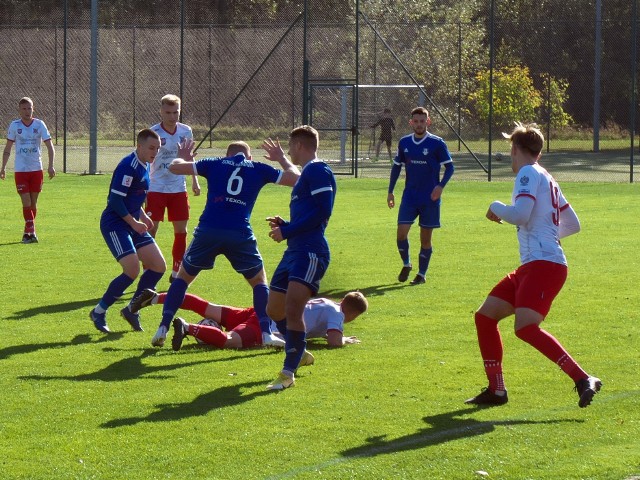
[226,141,251,158]
[503,122,544,156]
[161,94,181,107]
[342,291,368,315]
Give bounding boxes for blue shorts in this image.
[100,222,156,261]
[270,250,330,295]
[182,226,263,278]
[398,195,441,229]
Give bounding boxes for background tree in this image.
[469,65,542,132]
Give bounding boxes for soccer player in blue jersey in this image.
[264,125,337,391]
[90,129,167,333]
[149,139,300,348]
[387,107,454,285]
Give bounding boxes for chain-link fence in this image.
[0,0,638,182]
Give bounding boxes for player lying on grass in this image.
[131,289,367,354]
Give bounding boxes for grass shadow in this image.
[6,298,104,320]
[0,332,123,360]
[320,283,409,299]
[18,349,268,382]
[341,406,584,458]
[100,380,272,428]
[0,241,26,247]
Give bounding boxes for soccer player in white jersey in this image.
[145,95,200,282]
[1,97,55,243]
[129,289,367,353]
[388,107,454,285]
[465,122,602,408]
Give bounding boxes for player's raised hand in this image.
[177,138,196,161]
[262,138,287,163]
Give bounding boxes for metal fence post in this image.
[593,0,602,153]
[631,0,637,182]
[132,25,136,146]
[488,0,495,181]
[89,0,98,174]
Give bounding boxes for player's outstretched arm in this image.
[170,141,197,176]
[489,196,535,226]
[326,330,358,347]
[262,137,300,186]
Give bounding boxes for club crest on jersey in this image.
[17,128,22,134]
[404,148,409,153]
[34,128,38,133]
[161,138,167,146]
[122,175,133,187]
[520,175,530,186]
[423,148,429,155]
[179,136,186,143]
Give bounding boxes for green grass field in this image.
[1,174,638,479]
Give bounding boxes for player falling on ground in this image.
[387,107,454,286]
[465,122,601,408]
[1,97,55,244]
[149,139,300,348]
[144,94,200,283]
[90,129,166,333]
[130,289,367,360]
[264,125,337,391]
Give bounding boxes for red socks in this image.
[157,292,209,318]
[189,323,227,348]
[172,232,187,273]
[515,324,588,382]
[23,207,35,234]
[474,312,505,392]
[180,293,209,318]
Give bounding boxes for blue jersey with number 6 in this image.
[195,153,283,232]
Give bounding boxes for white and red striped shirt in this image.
[148,122,193,193]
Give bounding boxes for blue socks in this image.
[132,269,163,302]
[161,278,189,328]
[283,329,306,374]
[253,283,272,334]
[99,273,135,311]
[275,319,287,336]
[418,247,433,276]
[397,238,410,265]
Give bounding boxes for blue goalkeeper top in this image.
[280,160,336,254]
